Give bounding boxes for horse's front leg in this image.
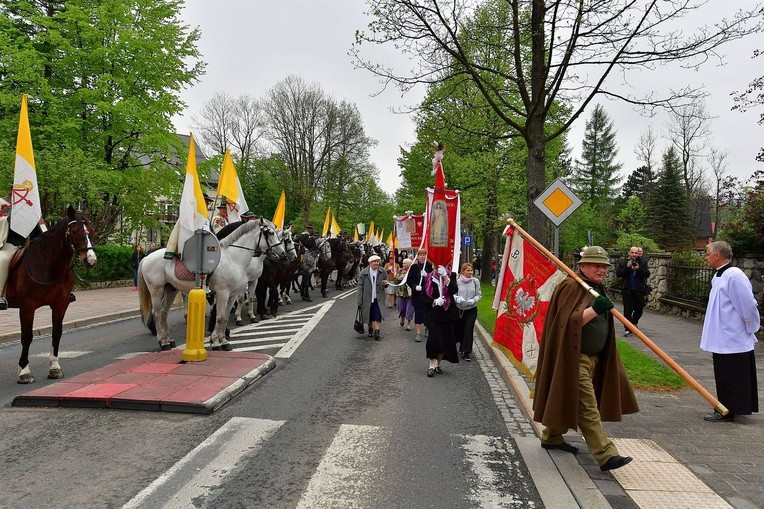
[47,301,70,379]
[209,292,234,352]
[234,293,245,326]
[17,307,36,384]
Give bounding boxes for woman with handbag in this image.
[454,262,482,361]
[356,255,387,340]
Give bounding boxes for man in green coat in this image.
[532,246,639,472]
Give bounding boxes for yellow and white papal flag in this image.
[177,134,210,254]
[11,95,42,238]
[216,149,249,223]
[330,214,341,238]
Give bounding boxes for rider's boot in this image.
[163,251,176,260]
[0,296,7,310]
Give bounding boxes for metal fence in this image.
[665,263,714,305]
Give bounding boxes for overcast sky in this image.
[173,1,764,197]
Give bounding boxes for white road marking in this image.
[33,351,91,359]
[297,424,389,508]
[459,434,525,507]
[115,352,148,360]
[337,289,355,300]
[226,335,293,344]
[122,417,284,509]
[275,300,334,359]
[235,343,288,352]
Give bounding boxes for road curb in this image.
[475,321,611,509]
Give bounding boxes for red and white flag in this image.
[492,225,566,377]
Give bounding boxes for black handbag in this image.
[353,306,365,334]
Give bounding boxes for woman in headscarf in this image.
[422,265,459,376]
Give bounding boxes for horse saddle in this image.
[173,257,196,281]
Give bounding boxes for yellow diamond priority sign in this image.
[533,179,582,226]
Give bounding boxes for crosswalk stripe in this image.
[227,335,293,344]
[275,301,334,359]
[297,424,388,508]
[122,417,284,509]
[33,351,91,359]
[459,434,527,506]
[231,323,305,334]
[235,343,287,352]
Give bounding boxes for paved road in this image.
[0,285,761,508]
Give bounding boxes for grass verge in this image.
[476,282,687,391]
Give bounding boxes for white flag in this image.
[177,134,210,254]
[11,95,42,238]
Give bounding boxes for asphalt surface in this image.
[0,285,761,508]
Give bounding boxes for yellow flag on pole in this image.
[322,207,331,237]
[10,95,42,238]
[272,190,286,229]
[386,232,393,245]
[368,221,375,244]
[353,229,358,242]
[177,134,210,254]
[216,149,249,223]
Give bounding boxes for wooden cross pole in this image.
[507,218,728,416]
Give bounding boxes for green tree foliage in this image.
[645,147,693,249]
[0,0,204,240]
[572,105,622,206]
[723,170,764,254]
[614,196,648,237]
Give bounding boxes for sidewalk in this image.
[3,286,762,508]
[478,307,764,509]
[0,286,142,344]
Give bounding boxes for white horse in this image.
[138,218,285,350]
[233,227,297,324]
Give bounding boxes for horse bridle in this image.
[67,215,95,256]
[229,223,282,258]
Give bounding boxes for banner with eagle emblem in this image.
[492,224,566,377]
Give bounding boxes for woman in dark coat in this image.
[405,249,433,342]
[421,265,459,377]
[356,255,387,340]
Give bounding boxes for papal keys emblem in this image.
[503,276,540,324]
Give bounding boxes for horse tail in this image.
[137,265,152,326]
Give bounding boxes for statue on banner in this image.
[429,200,448,247]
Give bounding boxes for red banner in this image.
[493,225,566,377]
[424,188,460,270]
[393,214,424,250]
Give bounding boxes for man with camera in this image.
[615,246,650,336]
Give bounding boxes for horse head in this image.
[66,205,97,268]
[257,217,287,261]
[316,237,331,261]
[278,227,298,262]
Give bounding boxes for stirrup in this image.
[0,298,7,310]
[69,293,76,303]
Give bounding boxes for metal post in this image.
[554,226,560,259]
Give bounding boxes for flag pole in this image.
[506,218,728,416]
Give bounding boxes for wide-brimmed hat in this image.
[217,204,227,210]
[240,210,256,219]
[578,246,611,266]
[368,255,381,263]
[202,192,213,203]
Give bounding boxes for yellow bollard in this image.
[182,287,208,362]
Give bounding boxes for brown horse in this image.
[6,206,97,383]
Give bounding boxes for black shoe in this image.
[623,330,631,337]
[427,368,435,377]
[463,352,471,361]
[368,330,374,338]
[68,293,76,303]
[541,442,578,454]
[0,297,7,310]
[704,410,735,422]
[600,455,633,471]
[434,366,443,374]
[373,330,380,341]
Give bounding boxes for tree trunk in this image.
[525,118,547,245]
[480,179,499,285]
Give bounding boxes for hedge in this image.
[74,245,134,285]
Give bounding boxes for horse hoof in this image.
[221,343,233,352]
[321,293,328,298]
[160,343,172,351]
[250,316,259,323]
[211,344,222,351]
[48,369,64,379]
[17,374,36,384]
[169,341,177,348]
[260,314,270,320]
[235,320,243,326]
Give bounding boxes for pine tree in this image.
[572,104,623,206]
[646,147,693,249]
[622,165,654,199]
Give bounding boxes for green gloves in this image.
[592,295,614,314]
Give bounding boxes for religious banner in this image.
[393,213,424,250]
[11,95,42,238]
[492,225,566,377]
[422,141,460,270]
